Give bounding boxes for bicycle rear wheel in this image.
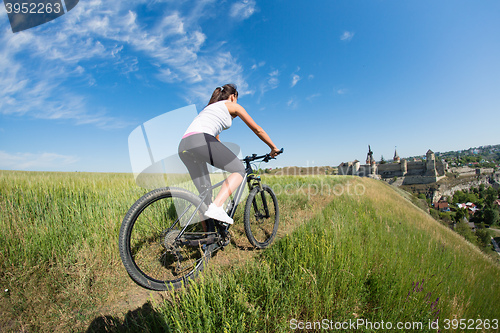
[244,184,279,249]
[119,187,215,291]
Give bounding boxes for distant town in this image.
[408,144,500,169]
[266,144,500,258]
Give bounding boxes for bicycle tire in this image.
[243,184,279,249]
[119,187,215,291]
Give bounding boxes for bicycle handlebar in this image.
[243,148,284,164]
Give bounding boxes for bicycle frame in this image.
[171,149,282,241]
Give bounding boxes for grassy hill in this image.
[1,171,499,332]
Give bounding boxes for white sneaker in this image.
[204,203,233,225]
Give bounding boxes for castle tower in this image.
[353,160,360,174]
[366,145,374,164]
[425,149,437,177]
[393,147,400,163]
[426,149,435,161]
[366,145,377,175]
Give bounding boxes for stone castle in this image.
[338,146,448,185]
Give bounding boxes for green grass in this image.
[139,178,499,332]
[1,172,499,332]
[0,170,146,331]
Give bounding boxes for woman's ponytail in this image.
[207,87,223,106]
[206,84,238,106]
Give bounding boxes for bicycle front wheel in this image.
[119,187,215,291]
[244,184,279,249]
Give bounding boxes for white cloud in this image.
[287,97,298,109]
[230,0,258,20]
[340,31,355,41]
[158,12,185,36]
[291,74,300,87]
[306,93,321,102]
[256,69,280,103]
[251,61,265,70]
[0,0,249,125]
[0,151,79,170]
[268,70,280,88]
[182,52,250,104]
[336,88,348,95]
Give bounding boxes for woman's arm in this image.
[226,102,280,157]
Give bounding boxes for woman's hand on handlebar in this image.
[270,147,281,158]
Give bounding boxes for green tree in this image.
[454,208,468,223]
[430,208,440,220]
[439,211,453,224]
[455,221,478,245]
[465,192,479,203]
[452,190,467,205]
[475,225,491,248]
[484,186,499,208]
[483,208,500,226]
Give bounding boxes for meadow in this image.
[1,170,499,332]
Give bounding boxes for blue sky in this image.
[0,0,499,172]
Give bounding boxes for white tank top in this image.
[184,100,232,137]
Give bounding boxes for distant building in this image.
[457,202,479,215]
[494,199,500,210]
[435,201,450,212]
[338,147,448,185]
[393,147,400,163]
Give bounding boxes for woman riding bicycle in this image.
[178,83,280,225]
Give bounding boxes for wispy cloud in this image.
[290,67,301,87]
[0,151,79,170]
[251,61,266,70]
[0,0,249,125]
[306,93,321,102]
[257,69,280,103]
[340,31,355,41]
[268,70,280,88]
[230,0,258,20]
[287,97,298,109]
[335,88,349,95]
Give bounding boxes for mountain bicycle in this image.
[119,148,283,291]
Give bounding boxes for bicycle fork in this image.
[248,175,270,219]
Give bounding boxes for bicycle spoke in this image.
[244,185,279,248]
[122,189,212,288]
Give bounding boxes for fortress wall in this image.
[357,165,374,176]
[377,163,401,172]
[450,166,476,177]
[337,165,350,175]
[377,163,404,178]
[338,166,359,175]
[407,162,426,170]
[406,162,426,175]
[435,160,446,176]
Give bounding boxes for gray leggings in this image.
[178,133,245,204]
